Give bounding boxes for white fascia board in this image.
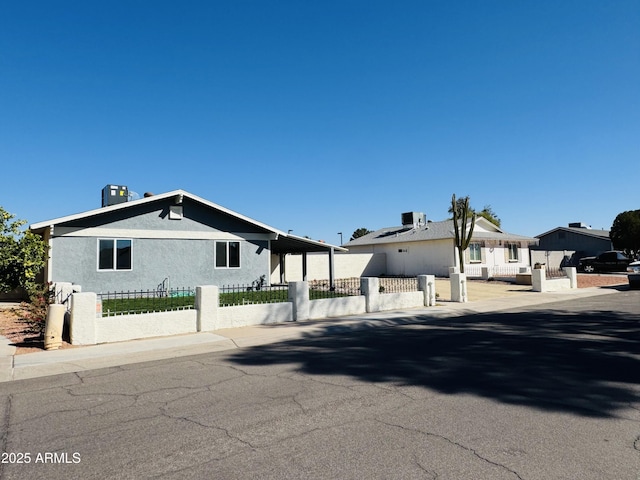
[286,233,348,252]
[30,190,287,237]
[53,226,277,241]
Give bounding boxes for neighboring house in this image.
[343,212,538,277]
[532,222,613,268]
[30,187,344,293]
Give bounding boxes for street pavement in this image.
[0,285,638,480]
[0,286,622,383]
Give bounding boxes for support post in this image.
[302,252,308,281]
[329,247,335,290]
[564,267,577,289]
[361,277,380,313]
[69,292,98,345]
[288,281,309,321]
[450,273,467,303]
[532,267,545,292]
[196,285,218,331]
[418,275,436,306]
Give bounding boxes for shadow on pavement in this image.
[229,294,640,418]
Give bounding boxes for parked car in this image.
[578,251,631,273]
[628,261,640,289]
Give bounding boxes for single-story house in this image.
[30,187,345,293]
[531,222,613,268]
[343,212,538,277]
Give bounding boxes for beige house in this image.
[344,213,538,277]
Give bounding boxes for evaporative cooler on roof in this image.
[101,185,129,207]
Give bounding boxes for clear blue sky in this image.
[1,1,638,244]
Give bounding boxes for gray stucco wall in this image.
[48,197,272,293]
[52,237,270,293]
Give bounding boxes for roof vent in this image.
[101,185,129,207]
[401,212,426,228]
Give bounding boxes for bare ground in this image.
[0,274,629,355]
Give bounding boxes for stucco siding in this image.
[379,239,454,277]
[51,236,269,293]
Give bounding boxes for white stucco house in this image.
[343,212,538,277]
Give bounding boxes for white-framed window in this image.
[469,242,482,262]
[507,243,519,262]
[98,239,132,271]
[215,241,240,268]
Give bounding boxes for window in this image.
[469,242,482,262]
[98,239,132,271]
[507,243,519,262]
[215,241,240,268]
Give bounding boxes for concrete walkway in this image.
[0,287,619,383]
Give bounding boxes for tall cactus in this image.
[451,194,476,274]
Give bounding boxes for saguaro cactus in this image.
[451,194,476,274]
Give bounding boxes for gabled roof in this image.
[345,217,537,247]
[536,226,611,240]
[30,189,346,253]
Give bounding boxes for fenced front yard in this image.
[70,276,438,345]
[98,287,196,317]
[97,277,419,317]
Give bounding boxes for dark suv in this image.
[578,251,631,273]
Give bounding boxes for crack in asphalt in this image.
[377,419,524,480]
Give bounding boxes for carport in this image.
[270,234,347,286]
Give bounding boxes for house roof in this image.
[344,217,538,247]
[30,189,346,254]
[535,226,611,240]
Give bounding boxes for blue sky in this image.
[1,1,638,244]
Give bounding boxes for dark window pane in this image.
[215,242,227,267]
[229,241,240,268]
[99,240,114,270]
[116,239,132,270]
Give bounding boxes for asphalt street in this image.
[1,289,639,479]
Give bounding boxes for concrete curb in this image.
[0,287,619,383]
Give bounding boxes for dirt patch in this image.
[0,304,72,355]
[576,273,628,288]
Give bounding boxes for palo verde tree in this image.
[451,194,476,273]
[0,207,48,298]
[610,209,640,258]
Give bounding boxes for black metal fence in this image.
[97,276,430,316]
[545,267,568,279]
[309,278,361,300]
[219,284,289,307]
[98,287,196,317]
[378,277,419,293]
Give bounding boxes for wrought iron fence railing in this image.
[219,284,289,307]
[545,267,568,279]
[99,287,196,317]
[378,276,419,293]
[309,278,361,300]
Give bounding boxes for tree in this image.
[478,205,501,228]
[350,228,372,241]
[610,209,640,258]
[0,207,48,298]
[451,194,476,273]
